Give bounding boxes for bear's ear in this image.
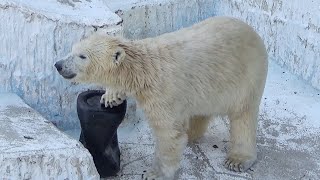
[112,47,126,65]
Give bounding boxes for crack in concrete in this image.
[119,153,153,174]
[56,0,83,8]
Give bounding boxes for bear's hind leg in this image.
[225,107,258,172]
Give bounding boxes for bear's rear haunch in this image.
[55,16,268,179]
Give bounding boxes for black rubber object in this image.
[76,90,126,178]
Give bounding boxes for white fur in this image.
[100,88,126,108]
[55,16,268,179]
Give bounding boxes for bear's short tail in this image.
[187,115,211,142]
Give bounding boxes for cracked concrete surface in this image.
[65,60,320,179]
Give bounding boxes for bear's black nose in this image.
[54,62,62,72]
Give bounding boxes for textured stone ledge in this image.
[0,93,99,179]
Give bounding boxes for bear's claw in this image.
[142,169,164,180]
[100,90,126,108]
[224,154,256,172]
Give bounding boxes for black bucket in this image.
[76,90,126,178]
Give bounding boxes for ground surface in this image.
[65,60,320,180]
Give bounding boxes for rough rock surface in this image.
[107,0,215,39]
[212,0,320,90]
[0,93,99,179]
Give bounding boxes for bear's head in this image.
[54,34,127,86]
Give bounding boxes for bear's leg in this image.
[100,88,126,108]
[187,115,211,142]
[143,121,188,180]
[225,108,258,172]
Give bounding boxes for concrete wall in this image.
[211,0,320,90]
[0,0,123,130]
[108,0,216,39]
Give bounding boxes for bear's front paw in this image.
[100,90,126,108]
[224,154,256,172]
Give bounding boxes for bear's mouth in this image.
[61,73,77,79]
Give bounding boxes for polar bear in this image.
[55,16,268,179]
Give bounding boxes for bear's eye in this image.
[79,55,86,59]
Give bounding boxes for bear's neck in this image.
[108,40,161,98]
